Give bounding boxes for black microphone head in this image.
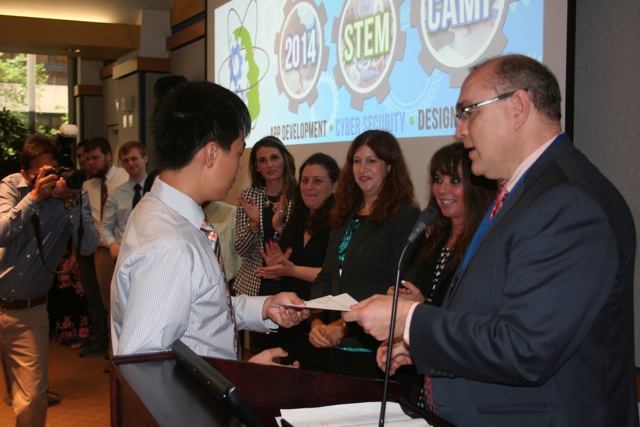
[408,206,439,243]
[419,205,439,225]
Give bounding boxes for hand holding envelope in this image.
[271,293,358,311]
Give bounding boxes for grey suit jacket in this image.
[410,135,638,426]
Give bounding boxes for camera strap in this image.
[31,193,84,275]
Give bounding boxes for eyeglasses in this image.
[456,88,528,121]
[25,164,58,177]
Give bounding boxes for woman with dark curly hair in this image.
[255,152,340,370]
[308,130,420,379]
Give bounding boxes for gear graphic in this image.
[508,0,530,12]
[410,0,515,87]
[274,0,329,113]
[331,0,406,110]
[228,43,243,85]
[310,73,340,133]
[384,68,442,128]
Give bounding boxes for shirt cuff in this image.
[403,302,420,345]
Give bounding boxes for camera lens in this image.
[60,170,83,190]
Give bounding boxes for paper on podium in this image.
[274,293,358,311]
[278,401,431,426]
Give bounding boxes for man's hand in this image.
[377,337,414,375]
[28,166,59,202]
[248,347,300,368]
[263,292,310,328]
[52,177,81,201]
[342,294,415,341]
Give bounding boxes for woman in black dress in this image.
[255,153,340,371]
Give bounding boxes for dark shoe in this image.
[79,342,108,358]
[46,389,61,406]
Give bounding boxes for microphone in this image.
[407,206,439,244]
[379,206,438,426]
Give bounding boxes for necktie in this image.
[132,183,142,209]
[100,177,108,219]
[489,181,509,219]
[200,219,239,358]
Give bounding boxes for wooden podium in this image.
[110,352,453,427]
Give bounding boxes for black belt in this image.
[0,295,48,310]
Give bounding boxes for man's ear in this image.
[205,141,218,166]
[511,88,531,130]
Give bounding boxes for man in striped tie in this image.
[111,81,309,366]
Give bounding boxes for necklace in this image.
[265,195,278,212]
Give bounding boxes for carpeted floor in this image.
[0,338,110,426]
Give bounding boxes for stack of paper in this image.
[278,402,431,426]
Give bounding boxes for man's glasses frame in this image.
[456,88,528,121]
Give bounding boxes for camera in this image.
[44,166,84,190]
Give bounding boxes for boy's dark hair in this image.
[151,81,251,170]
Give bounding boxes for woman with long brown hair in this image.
[308,130,420,379]
[399,141,497,306]
[234,136,296,355]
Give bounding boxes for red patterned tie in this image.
[489,181,509,219]
[201,219,239,359]
[100,177,108,219]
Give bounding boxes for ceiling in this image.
[0,0,174,59]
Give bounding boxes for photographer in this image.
[0,134,98,426]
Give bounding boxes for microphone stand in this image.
[378,243,411,426]
[378,206,437,426]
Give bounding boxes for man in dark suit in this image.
[343,55,638,426]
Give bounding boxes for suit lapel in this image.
[444,135,574,306]
[340,217,376,273]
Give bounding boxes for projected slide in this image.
[211,0,543,146]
